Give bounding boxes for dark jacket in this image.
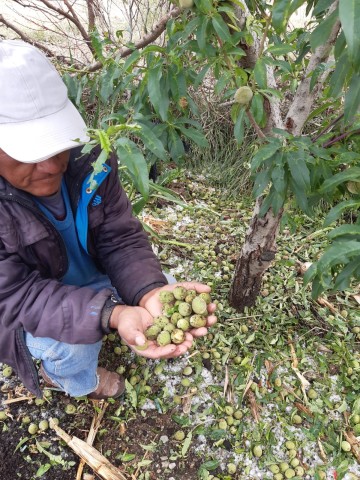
[0,147,167,396]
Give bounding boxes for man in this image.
[0,40,216,399]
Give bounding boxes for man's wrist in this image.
[109,304,128,330]
[101,295,125,333]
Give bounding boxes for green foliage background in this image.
[60,0,360,298]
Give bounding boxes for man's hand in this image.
[109,305,193,359]
[139,282,217,338]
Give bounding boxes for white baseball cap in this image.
[0,40,89,163]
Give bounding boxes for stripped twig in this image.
[76,401,109,480]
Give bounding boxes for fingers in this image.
[161,282,211,293]
[132,343,177,359]
[120,325,147,347]
[190,326,208,337]
[190,315,217,337]
[208,303,217,314]
[206,314,217,327]
[178,282,212,293]
[131,333,194,359]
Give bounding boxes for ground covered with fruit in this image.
[0,169,359,480]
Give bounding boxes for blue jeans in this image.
[26,273,176,397]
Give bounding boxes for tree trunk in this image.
[229,199,282,311]
[229,2,340,312]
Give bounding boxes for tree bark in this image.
[229,199,282,310]
[229,1,341,312]
[284,1,341,135]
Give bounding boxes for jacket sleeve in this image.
[0,241,110,344]
[92,153,168,305]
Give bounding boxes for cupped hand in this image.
[110,305,194,359]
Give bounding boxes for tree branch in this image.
[246,110,266,139]
[0,14,54,57]
[37,0,94,53]
[284,0,341,136]
[312,113,344,142]
[87,6,181,72]
[323,128,360,148]
[87,0,96,33]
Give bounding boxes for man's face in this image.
[0,149,70,196]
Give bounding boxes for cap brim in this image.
[0,100,89,163]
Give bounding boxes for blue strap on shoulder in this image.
[76,163,111,253]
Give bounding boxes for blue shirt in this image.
[35,180,108,288]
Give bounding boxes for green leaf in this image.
[254,59,267,89]
[272,164,287,196]
[97,131,111,153]
[35,441,74,468]
[320,167,360,192]
[119,453,136,462]
[339,0,360,66]
[147,64,163,116]
[182,432,193,457]
[172,414,191,426]
[333,260,360,290]
[142,45,166,55]
[234,107,246,145]
[287,150,311,191]
[100,64,121,103]
[272,0,292,33]
[168,66,185,100]
[182,16,201,38]
[324,199,360,226]
[90,29,104,61]
[289,0,307,16]
[35,464,52,477]
[194,64,211,89]
[197,16,209,51]
[87,147,109,189]
[310,62,330,92]
[353,398,360,415]
[137,459,152,467]
[313,0,336,16]
[317,241,360,270]
[137,123,167,161]
[177,125,209,148]
[212,15,232,44]
[168,128,186,161]
[328,225,360,239]
[14,436,30,453]
[252,168,272,197]
[305,101,335,123]
[329,50,351,98]
[289,178,310,214]
[266,44,296,55]
[158,75,170,121]
[149,182,188,209]
[200,460,220,471]
[123,49,141,71]
[251,142,281,171]
[214,72,232,95]
[309,8,338,51]
[115,138,149,199]
[259,188,285,216]
[303,262,318,285]
[245,332,256,343]
[344,73,360,121]
[250,93,265,127]
[62,73,82,107]
[125,379,138,408]
[334,30,346,59]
